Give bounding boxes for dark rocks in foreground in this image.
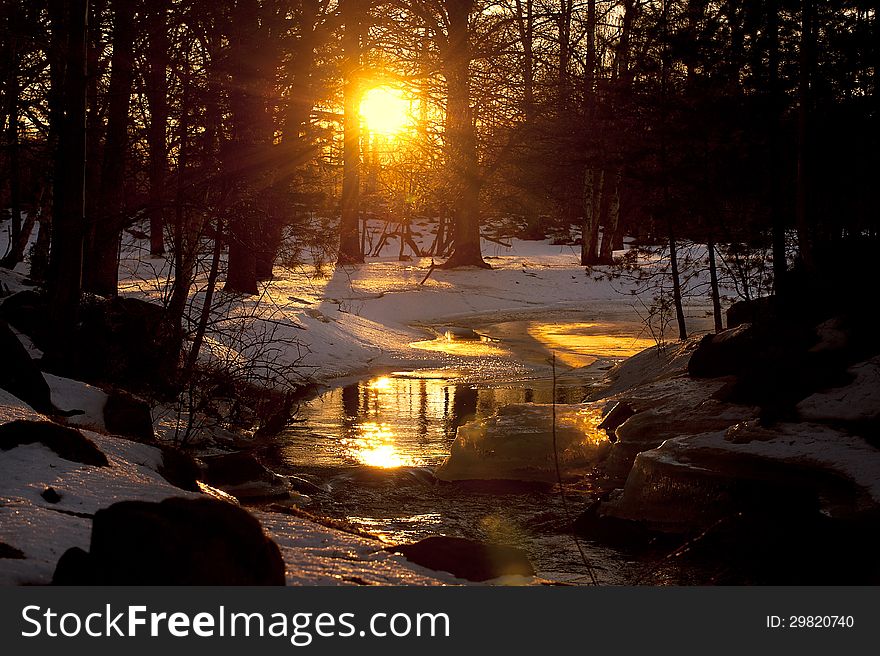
[387,536,535,582]
[202,451,291,501]
[52,498,285,585]
[103,389,154,441]
[0,542,26,560]
[0,420,108,467]
[0,319,54,414]
[0,290,179,393]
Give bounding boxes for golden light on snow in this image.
[343,422,419,468]
[360,86,411,136]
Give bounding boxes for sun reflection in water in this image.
[342,421,421,468]
[368,376,393,390]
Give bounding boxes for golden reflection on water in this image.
[368,376,393,390]
[342,421,421,468]
[527,321,656,368]
[409,336,509,358]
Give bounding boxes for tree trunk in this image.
[167,46,192,336]
[146,0,170,257]
[795,0,815,271]
[598,169,621,263]
[224,0,263,295]
[84,0,136,297]
[439,0,487,269]
[707,239,723,332]
[668,225,688,341]
[338,0,364,264]
[3,6,21,267]
[48,0,88,327]
[581,168,602,265]
[767,3,787,295]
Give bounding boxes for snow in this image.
[113,233,720,386]
[0,421,195,585]
[627,420,880,507]
[45,373,109,430]
[796,356,880,423]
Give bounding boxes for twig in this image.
[551,353,600,586]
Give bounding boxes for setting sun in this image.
[360,86,410,136]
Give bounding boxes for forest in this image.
[1,0,879,586]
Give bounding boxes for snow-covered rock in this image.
[796,356,880,423]
[599,421,880,531]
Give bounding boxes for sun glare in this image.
[360,86,410,136]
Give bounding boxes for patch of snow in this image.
[44,373,108,429]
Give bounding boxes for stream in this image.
[260,310,713,584]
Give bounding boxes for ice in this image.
[435,403,611,482]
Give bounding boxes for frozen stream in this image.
[262,309,715,584]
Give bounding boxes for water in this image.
[260,368,642,583]
[260,314,709,583]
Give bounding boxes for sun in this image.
[360,86,410,137]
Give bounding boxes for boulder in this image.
[0,420,108,467]
[599,377,755,482]
[687,319,850,417]
[202,452,290,500]
[52,497,285,585]
[0,290,51,346]
[156,446,202,492]
[103,389,154,441]
[71,296,180,390]
[386,536,535,582]
[0,542,25,559]
[726,296,779,329]
[597,401,635,441]
[0,319,54,414]
[41,487,62,503]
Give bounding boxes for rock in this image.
[687,319,849,417]
[387,536,535,582]
[202,452,290,500]
[796,355,880,423]
[0,420,108,467]
[80,296,180,389]
[597,426,871,534]
[599,377,756,482]
[41,487,62,503]
[157,446,202,492]
[687,323,757,379]
[0,542,26,559]
[52,498,285,585]
[597,401,635,441]
[0,290,51,346]
[726,296,779,329]
[103,389,154,441]
[0,319,54,414]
